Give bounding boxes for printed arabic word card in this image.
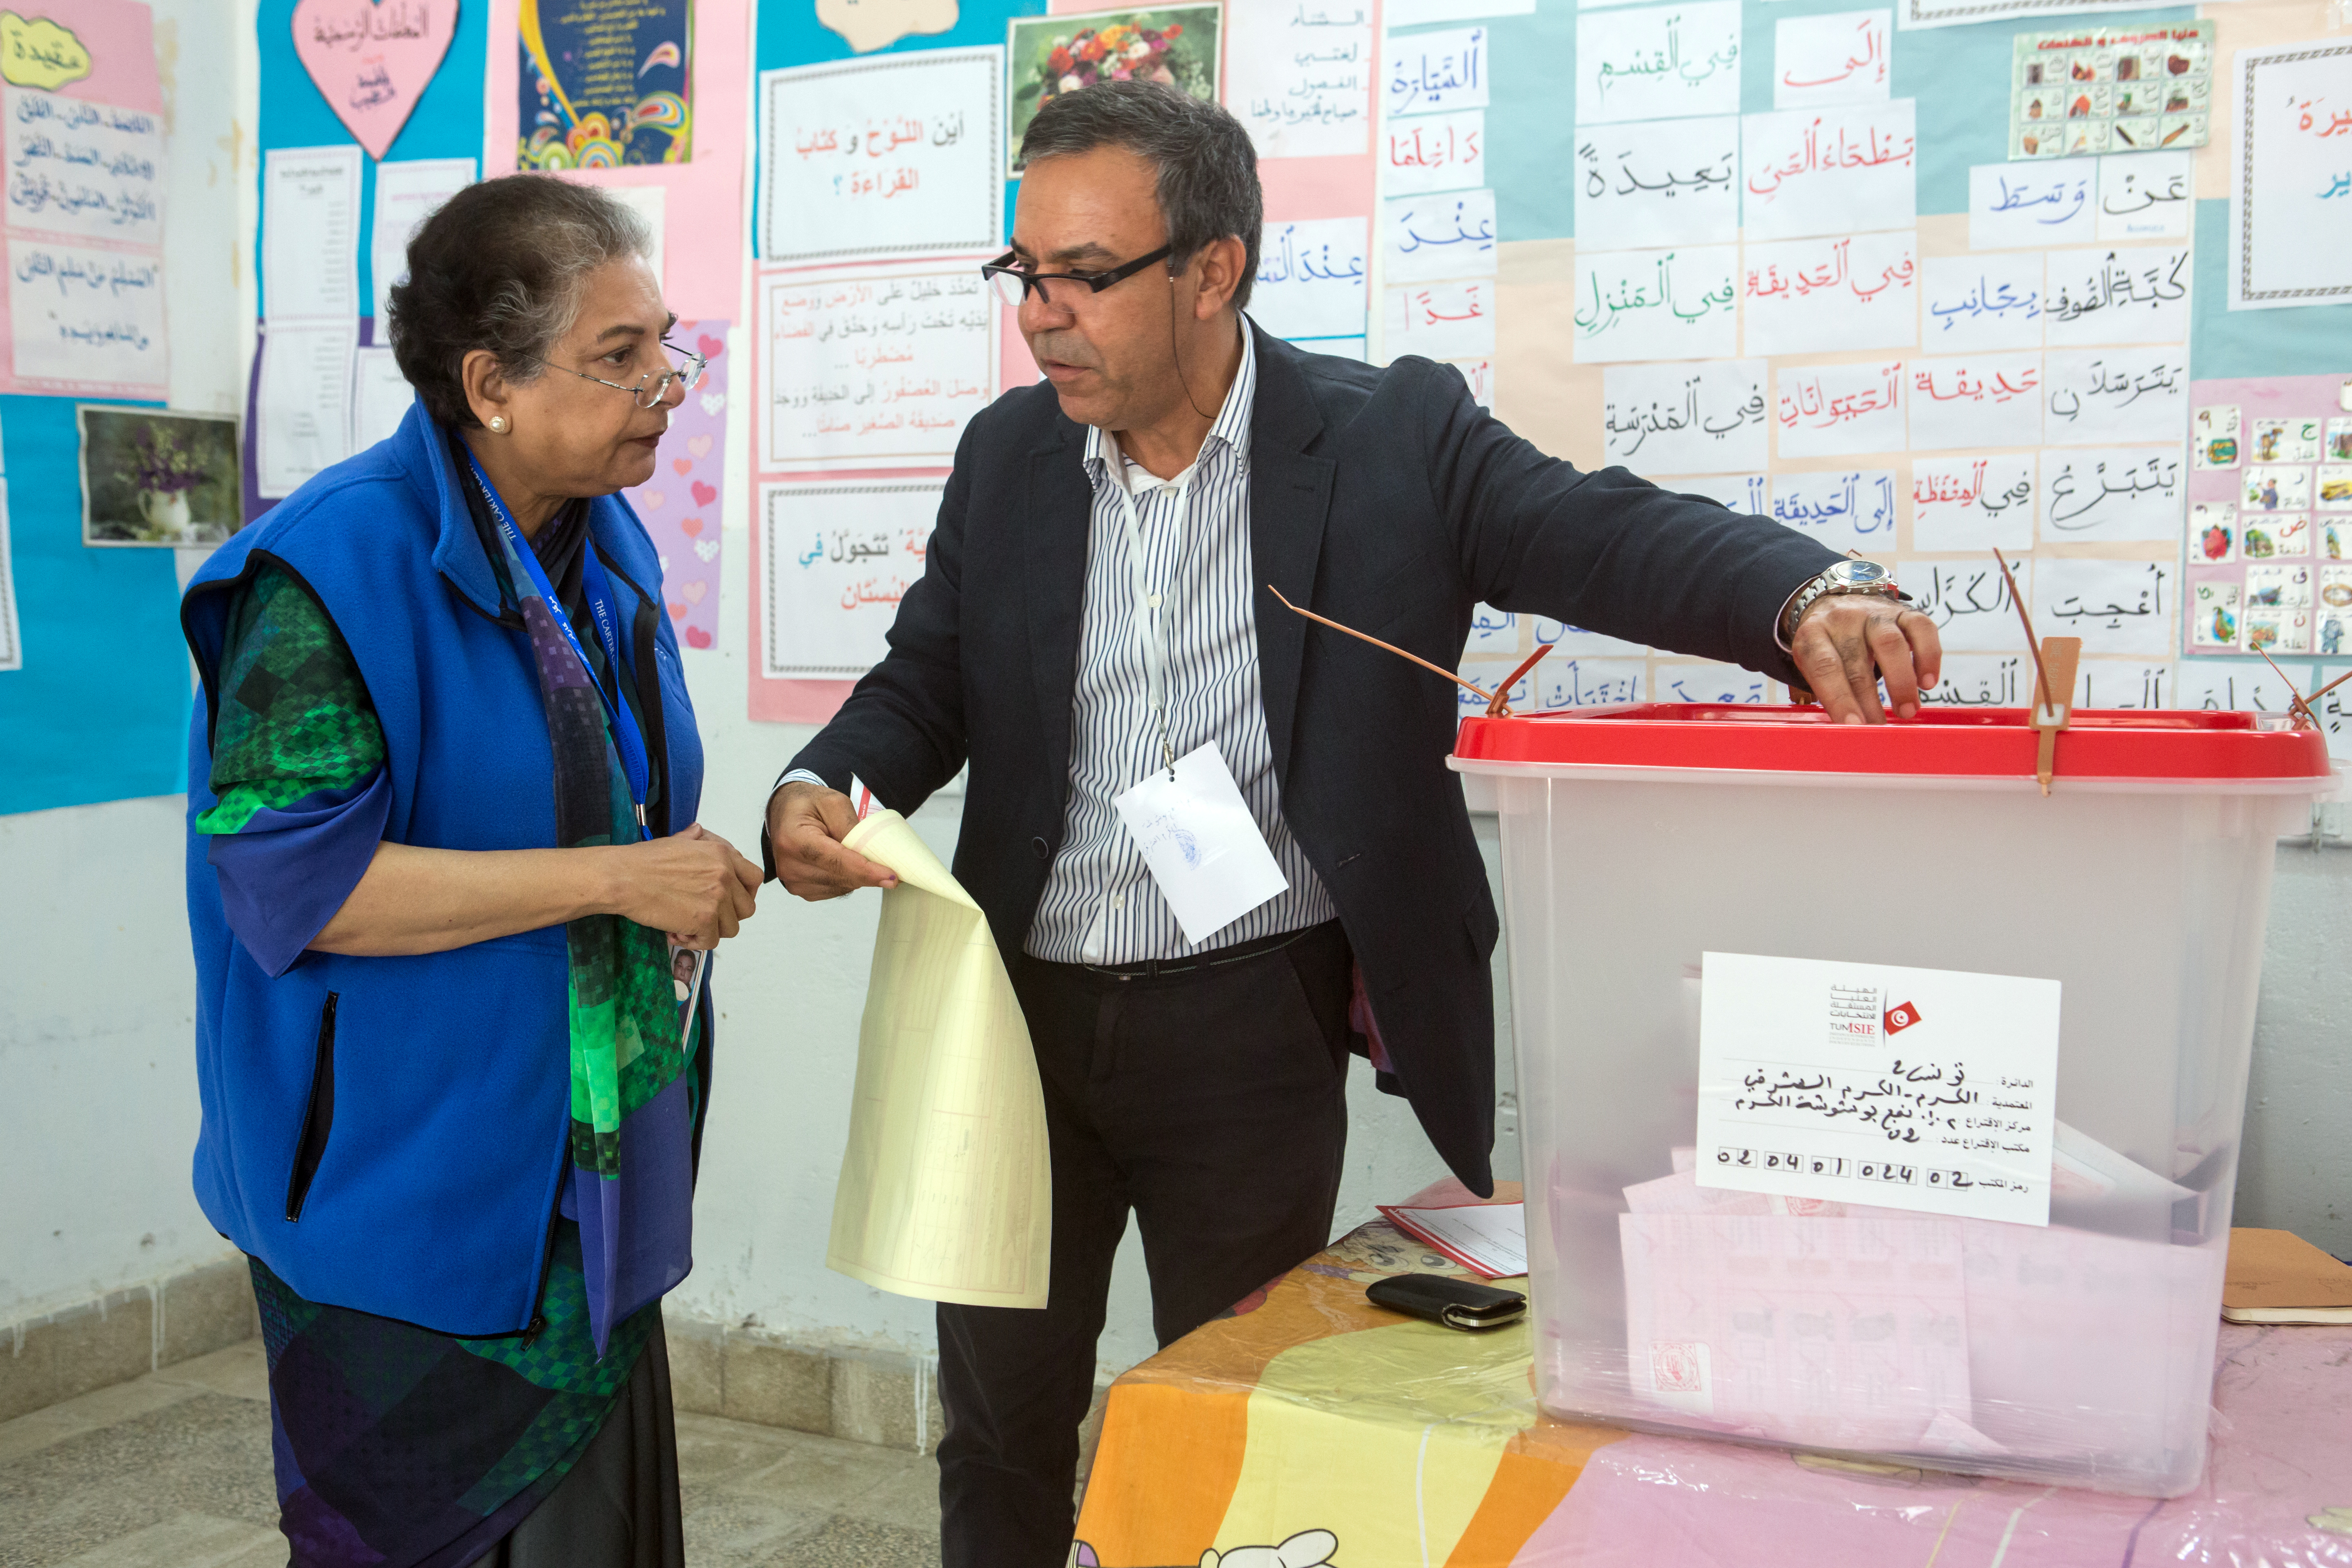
[1696,951,2061,1227]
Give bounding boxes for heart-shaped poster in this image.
[691,480,717,508]
[673,457,693,477]
[687,434,713,459]
[681,581,708,605]
[680,517,702,537]
[290,0,457,160]
[697,333,725,361]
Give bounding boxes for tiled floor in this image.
[0,1341,943,1567]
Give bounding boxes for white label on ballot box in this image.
[1696,952,2061,1226]
[1111,743,1290,945]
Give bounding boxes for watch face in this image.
[1834,560,1891,585]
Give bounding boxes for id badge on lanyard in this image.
[1098,445,1288,944]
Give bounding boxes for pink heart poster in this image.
[623,319,729,650]
[291,0,457,159]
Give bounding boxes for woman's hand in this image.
[608,824,763,949]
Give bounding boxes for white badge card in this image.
[1111,743,1290,945]
[1695,952,2062,1226]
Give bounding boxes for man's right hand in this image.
[765,781,899,902]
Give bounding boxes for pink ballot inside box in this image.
[1455,703,2329,1496]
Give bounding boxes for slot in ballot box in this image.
[1451,704,2332,1497]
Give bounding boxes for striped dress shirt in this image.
[1025,321,1336,964]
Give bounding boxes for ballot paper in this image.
[1696,952,2062,1227]
[1379,1201,1528,1278]
[825,811,1052,1309]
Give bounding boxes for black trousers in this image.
[935,920,1355,1568]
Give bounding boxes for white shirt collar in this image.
[1085,317,1257,497]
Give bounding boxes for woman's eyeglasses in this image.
[559,339,709,409]
[980,244,1175,309]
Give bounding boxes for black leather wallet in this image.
[1365,1273,1528,1331]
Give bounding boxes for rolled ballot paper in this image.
[825,810,1052,1308]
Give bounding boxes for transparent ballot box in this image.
[1451,704,2332,1497]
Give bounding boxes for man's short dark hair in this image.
[1020,81,1263,311]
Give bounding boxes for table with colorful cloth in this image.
[1072,1180,2352,1568]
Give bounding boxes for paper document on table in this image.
[1379,1201,1528,1278]
[826,810,1051,1309]
[1697,951,2062,1226]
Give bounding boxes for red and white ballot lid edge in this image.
[1451,704,2334,791]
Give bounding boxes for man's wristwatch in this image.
[1778,559,1912,650]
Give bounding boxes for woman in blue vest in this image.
[180,176,760,1568]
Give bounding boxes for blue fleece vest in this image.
[180,402,705,1335]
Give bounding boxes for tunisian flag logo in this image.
[1885,999,1923,1034]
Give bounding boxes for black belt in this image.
[1064,920,1335,982]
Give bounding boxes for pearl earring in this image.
[488,416,508,432]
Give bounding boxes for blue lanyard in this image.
[464,450,653,838]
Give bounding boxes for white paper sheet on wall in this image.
[1572,244,1739,362]
[1604,358,1771,473]
[1769,469,1899,553]
[1226,0,1372,158]
[2094,150,2191,243]
[1914,558,2031,650]
[1383,108,1486,196]
[757,264,996,470]
[2041,346,2187,445]
[1385,277,1496,359]
[2035,557,2175,655]
[2039,446,2184,543]
[7,239,164,388]
[257,320,357,500]
[1572,115,1740,252]
[1775,359,1905,458]
[263,145,362,322]
[1385,25,1489,117]
[369,157,476,323]
[1741,231,1917,356]
[0,483,19,674]
[2227,41,2352,312]
[1575,2,1744,127]
[2044,245,2191,347]
[3,86,163,249]
[1253,218,1370,343]
[1967,161,2094,250]
[1741,100,1916,240]
[759,47,1003,263]
[760,479,940,677]
[1383,191,1497,282]
[1920,251,2046,352]
[1907,353,2045,451]
[349,345,414,452]
[1771,10,1890,111]
[1913,454,2036,551]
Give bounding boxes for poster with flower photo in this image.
[1006,5,1222,177]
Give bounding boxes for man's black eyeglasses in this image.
[980,244,1174,309]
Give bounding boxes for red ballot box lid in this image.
[1453,704,2334,782]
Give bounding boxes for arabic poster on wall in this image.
[2227,41,2352,313]
[517,0,690,168]
[1252,217,1368,357]
[1007,6,1222,177]
[2008,22,2209,162]
[2184,373,2352,659]
[1226,0,1369,159]
[619,317,728,650]
[757,265,996,470]
[759,480,942,677]
[291,0,458,159]
[0,0,167,399]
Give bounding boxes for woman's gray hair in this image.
[386,175,655,428]
[1020,81,1263,310]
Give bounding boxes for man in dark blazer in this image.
[766,82,1940,1568]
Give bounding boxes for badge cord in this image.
[1113,451,1187,782]
[464,448,654,838]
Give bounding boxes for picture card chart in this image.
[2183,373,2352,662]
[1,0,168,396]
[759,481,942,677]
[2007,21,2212,163]
[1696,951,2062,1227]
